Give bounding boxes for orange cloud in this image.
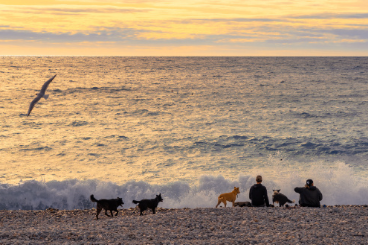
[1,1,368,55]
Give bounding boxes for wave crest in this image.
[1,161,368,210]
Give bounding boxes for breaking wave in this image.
[1,161,367,210]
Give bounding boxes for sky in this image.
[0,0,367,56]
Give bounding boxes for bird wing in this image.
[39,74,57,94]
[27,95,42,116]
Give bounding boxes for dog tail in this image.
[90,195,98,202]
[132,200,140,204]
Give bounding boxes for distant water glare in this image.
[1,57,368,209]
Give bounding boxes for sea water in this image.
[1,57,368,210]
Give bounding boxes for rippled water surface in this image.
[1,57,368,209]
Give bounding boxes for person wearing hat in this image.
[294,179,323,207]
[249,175,270,207]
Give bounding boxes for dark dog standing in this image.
[90,195,124,220]
[132,193,163,216]
[272,190,294,207]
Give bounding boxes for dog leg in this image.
[152,207,156,214]
[110,210,114,217]
[139,206,144,216]
[115,209,119,216]
[216,200,221,208]
[105,210,110,217]
[96,207,102,220]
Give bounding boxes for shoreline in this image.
[0,206,367,244]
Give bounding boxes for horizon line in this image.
[2,55,368,57]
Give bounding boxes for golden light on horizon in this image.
[0,0,367,55]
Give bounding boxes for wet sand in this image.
[0,206,367,244]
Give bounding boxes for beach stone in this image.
[0,207,367,244]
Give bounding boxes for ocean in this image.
[1,56,368,210]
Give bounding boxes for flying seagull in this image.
[27,74,57,116]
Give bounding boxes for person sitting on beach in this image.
[249,175,270,207]
[294,179,323,207]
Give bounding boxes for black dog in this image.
[272,190,294,207]
[132,193,163,216]
[90,195,124,219]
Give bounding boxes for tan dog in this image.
[216,187,240,208]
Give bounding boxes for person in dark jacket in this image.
[249,175,270,207]
[294,179,323,207]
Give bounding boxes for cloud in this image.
[56,0,161,3]
[191,12,368,23]
[2,17,366,48]
[1,2,368,55]
[0,28,145,43]
[1,5,148,15]
[289,12,368,20]
[193,18,286,23]
[321,29,368,40]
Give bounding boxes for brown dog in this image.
[216,187,240,208]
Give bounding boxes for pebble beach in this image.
[0,206,367,244]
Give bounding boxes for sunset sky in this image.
[0,0,367,56]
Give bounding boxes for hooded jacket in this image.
[249,184,269,207]
[294,186,323,207]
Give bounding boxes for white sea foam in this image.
[1,161,367,210]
